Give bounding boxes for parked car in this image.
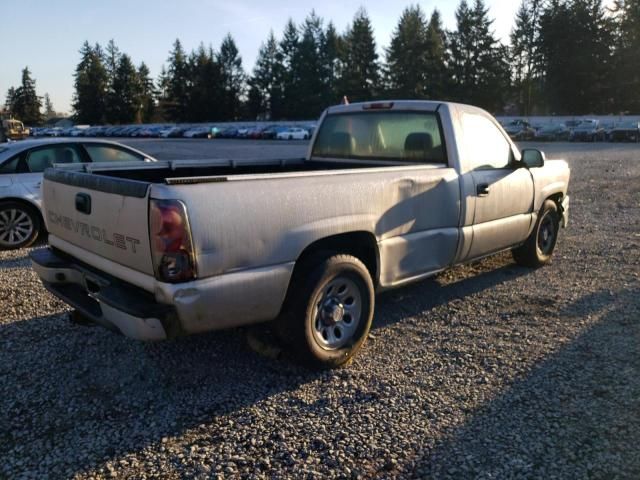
[31,100,570,368]
[183,126,212,139]
[570,119,605,142]
[0,139,156,249]
[535,123,571,141]
[502,119,536,141]
[276,127,310,140]
[609,120,640,142]
[260,126,286,139]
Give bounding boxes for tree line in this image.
[3,0,640,125]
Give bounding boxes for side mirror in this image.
[521,148,545,169]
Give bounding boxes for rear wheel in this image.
[0,201,41,250]
[512,199,560,267]
[277,254,374,369]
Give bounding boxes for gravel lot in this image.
[1,140,639,479]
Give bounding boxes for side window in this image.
[85,145,143,163]
[25,146,83,173]
[0,155,20,174]
[461,113,512,170]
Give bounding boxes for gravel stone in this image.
[0,140,638,479]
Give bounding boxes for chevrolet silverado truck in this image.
[30,101,570,368]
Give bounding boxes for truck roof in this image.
[326,100,443,115]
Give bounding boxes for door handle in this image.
[477,183,490,196]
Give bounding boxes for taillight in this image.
[149,199,196,282]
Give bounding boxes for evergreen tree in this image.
[538,0,614,114]
[250,31,281,118]
[218,34,245,120]
[279,19,301,119]
[339,8,380,102]
[424,10,449,100]
[385,5,430,98]
[611,0,640,112]
[43,93,56,119]
[188,45,223,121]
[104,39,121,123]
[111,53,139,123]
[136,62,156,123]
[164,39,190,121]
[510,0,543,115]
[73,41,108,124]
[448,0,510,111]
[4,87,16,115]
[295,11,331,118]
[323,21,344,105]
[12,67,43,125]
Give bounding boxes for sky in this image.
[1,0,523,115]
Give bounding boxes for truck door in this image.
[460,111,535,260]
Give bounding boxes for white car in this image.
[0,138,156,249]
[276,127,310,140]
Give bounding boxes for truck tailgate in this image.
[42,169,154,275]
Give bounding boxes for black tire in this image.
[0,201,41,250]
[512,199,560,268]
[277,254,375,369]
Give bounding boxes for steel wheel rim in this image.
[0,208,34,247]
[537,214,556,255]
[312,276,363,350]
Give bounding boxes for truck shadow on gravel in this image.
[410,287,640,479]
[0,255,541,477]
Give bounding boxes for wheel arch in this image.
[0,196,44,226]
[292,231,380,285]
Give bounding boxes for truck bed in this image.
[67,158,397,184]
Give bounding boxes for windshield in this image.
[312,111,446,164]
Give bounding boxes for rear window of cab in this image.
[312,111,446,164]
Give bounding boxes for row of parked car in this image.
[500,118,640,142]
[29,124,316,141]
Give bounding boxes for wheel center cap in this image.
[321,298,344,326]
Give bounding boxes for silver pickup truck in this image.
[31,101,570,368]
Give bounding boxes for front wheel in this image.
[512,199,560,267]
[0,201,41,250]
[277,254,375,369]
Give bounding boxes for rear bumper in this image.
[30,248,176,340]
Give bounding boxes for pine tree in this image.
[218,34,245,120]
[104,39,121,123]
[424,10,449,100]
[295,11,330,118]
[323,21,344,105]
[538,0,614,114]
[188,45,223,121]
[385,5,430,98]
[250,31,281,118]
[12,67,43,125]
[111,53,139,123]
[44,93,56,119]
[4,87,16,115]
[73,41,108,124]
[279,19,301,119]
[164,39,190,121]
[448,0,510,111]
[136,62,156,123]
[339,8,380,102]
[510,0,542,115]
[611,0,640,112]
